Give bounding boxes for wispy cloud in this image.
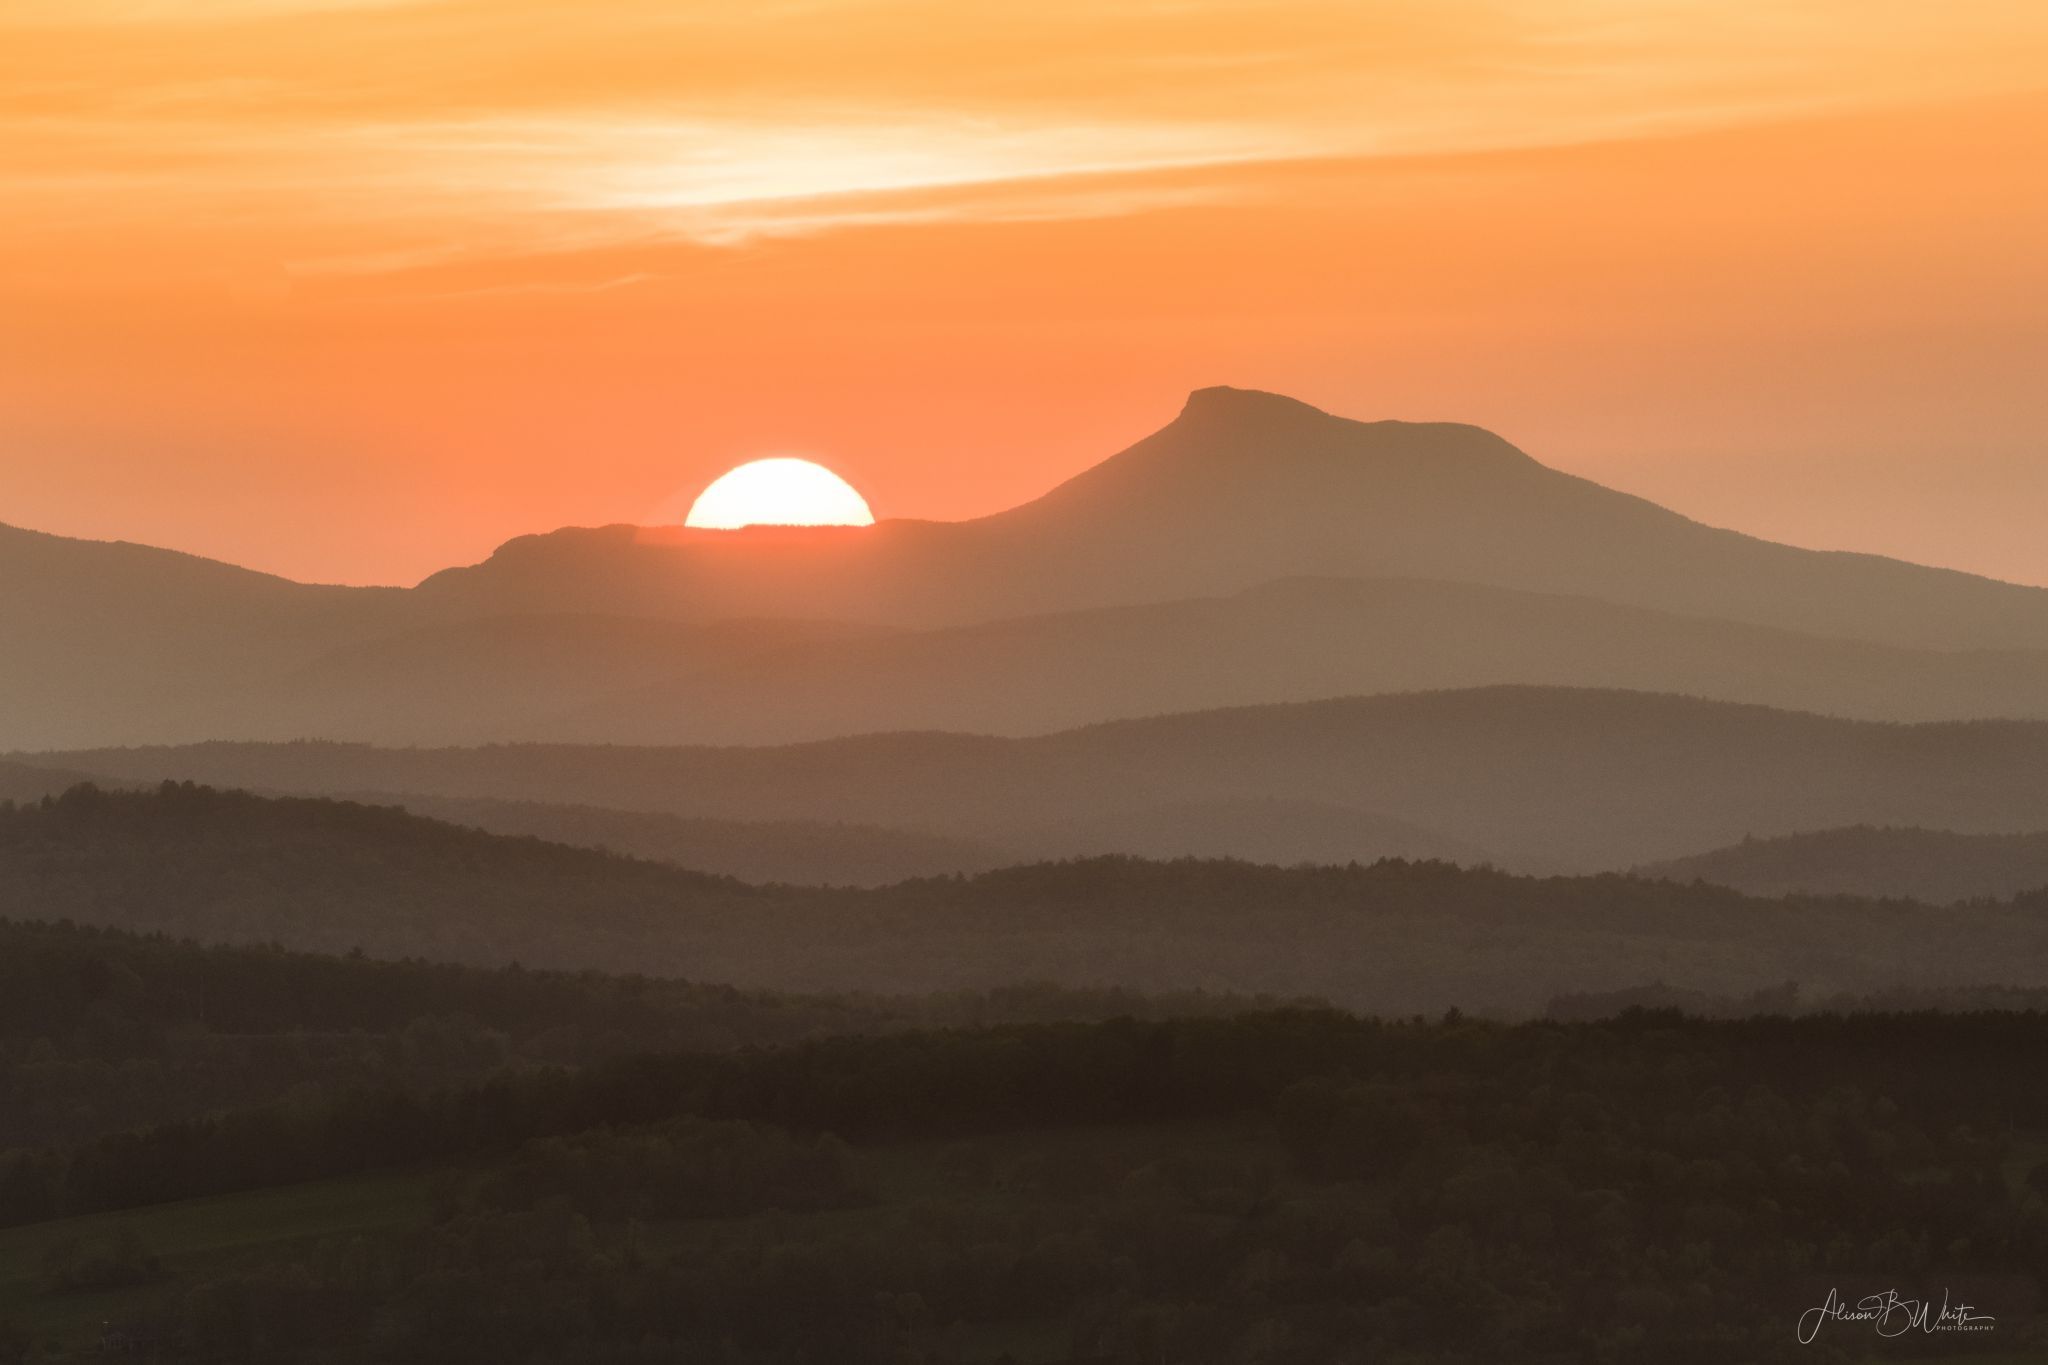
[3,0,2045,286]
[3,0,433,20]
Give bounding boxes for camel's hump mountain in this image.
[416,387,2048,651]
[8,386,2048,749]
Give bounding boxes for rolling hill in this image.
[341,790,1473,884]
[265,613,896,744]
[1640,825,2048,903]
[531,574,2048,745]
[37,687,2048,871]
[350,790,1008,885]
[9,781,2048,1016]
[0,758,101,803]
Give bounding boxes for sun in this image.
[683,458,875,530]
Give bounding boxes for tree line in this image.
[19,1007,2044,1363]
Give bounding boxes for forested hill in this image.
[0,915,869,1151]
[0,759,99,804]
[0,913,1266,1152]
[13,782,2048,1016]
[0,781,767,967]
[12,1006,2048,1361]
[336,789,1009,885]
[1639,824,2048,903]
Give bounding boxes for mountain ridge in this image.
[1638,825,2048,904]
[12,387,2048,750]
[12,779,2048,1015]
[32,685,2048,872]
[526,574,2048,746]
[413,387,2048,650]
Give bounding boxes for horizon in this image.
[4,2,2046,587]
[13,381,2048,593]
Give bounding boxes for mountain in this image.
[14,781,2048,1016]
[14,386,2048,751]
[532,575,2048,745]
[37,687,2048,871]
[1640,825,2048,903]
[0,520,416,749]
[418,387,2048,650]
[44,569,2048,752]
[265,614,895,744]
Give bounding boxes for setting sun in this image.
[683,458,875,530]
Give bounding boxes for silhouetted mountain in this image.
[14,782,2048,1015]
[36,687,2048,871]
[1640,825,2048,903]
[418,387,2048,650]
[13,389,2048,750]
[0,520,421,748]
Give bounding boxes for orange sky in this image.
[2,1,2045,587]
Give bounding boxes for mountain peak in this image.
[1176,386,1333,428]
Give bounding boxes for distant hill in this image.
[0,520,419,749]
[13,387,2048,750]
[356,791,1007,885]
[38,571,2048,751]
[267,614,896,744]
[532,576,2048,745]
[38,687,2048,871]
[0,758,101,803]
[338,790,1472,883]
[10,782,2048,1016]
[1640,826,2048,903]
[1009,795,1488,868]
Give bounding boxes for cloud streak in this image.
[3,0,2046,285]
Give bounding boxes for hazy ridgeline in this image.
[10,389,2048,752]
[8,783,2048,1021]
[13,390,2048,1007]
[32,686,2048,873]
[1638,825,2048,904]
